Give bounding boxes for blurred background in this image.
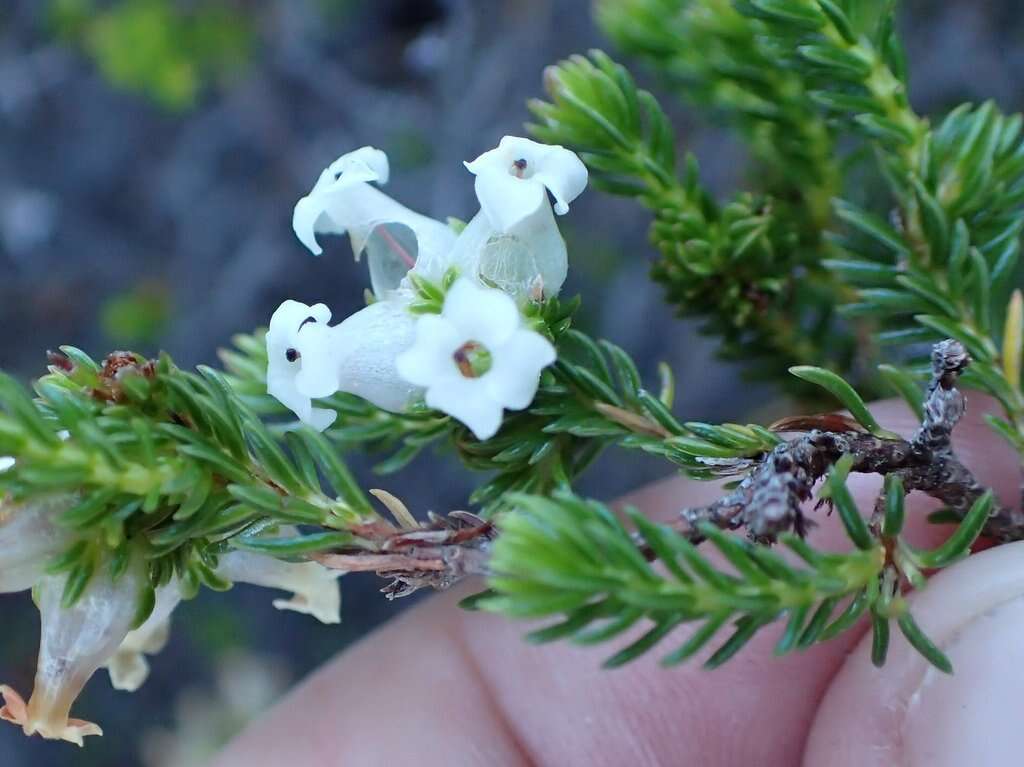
[0,1,1022,764]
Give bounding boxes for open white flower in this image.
[266,298,417,430]
[445,136,588,300]
[292,146,456,296]
[464,136,588,232]
[396,278,556,440]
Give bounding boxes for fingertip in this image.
[803,541,1024,766]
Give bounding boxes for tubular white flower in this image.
[0,495,76,594]
[1,562,144,746]
[464,136,588,232]
[104,582,183,692]
[216,550,341,625]
[395,278,556,440]
[266,298,418,430]
[439,136,588,300]
[292,146,456,296]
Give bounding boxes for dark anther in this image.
[513,158,528,170]
[286,348,299,363]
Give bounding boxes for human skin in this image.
[213,401,1022,766]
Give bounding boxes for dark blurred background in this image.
[1,1,1022,764]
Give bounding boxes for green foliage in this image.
[530,50,859,385]
[48,0,253,110]
[713,0,1024,443]
[0,348,372,606]
[486,459,991,672]
[595,0,841,223]
[788,365,899,438]
[2,0,1022,692]
[484,490,884,668]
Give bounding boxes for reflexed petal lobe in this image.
[216,551,341,625]
[326,146,389,185]
[535,147,588,215]
[486,330,557,410]
[426,375,504,440]
[472,170,546,232]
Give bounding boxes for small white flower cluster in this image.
[0,136,588,746]
[268,136,588,440]
[0,494,339,746]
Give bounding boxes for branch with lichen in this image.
[669,340,1021,543]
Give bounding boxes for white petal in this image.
[534,146,588,215]
[463,141,512,176]
[1,562,144,744]
[292,147,389,256]
[443,279,519,348]
[471,170,546,232]
[293,323,339,399]
[105,582,182,692]
[326,146,389,185]
[331,299,420,412]
[426,376,504,440]
[216,551,341,625]
[293,152,455,268]
[266,301,339,430]
[464,136,587,228]
[395,314,464,387]
[464,136,545,176]
[292,195,330,256]
[0,456,13,472]
[0,495,76,594]
[485,329,556,410]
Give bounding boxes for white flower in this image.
[0,456,14,472]
[441,136,588,300]
[216,549,341,624]
[104,582,183,692]
[0,492,344,744]
[396,278,556,440]
[0,495,75,594]
[103,539,342,693]
[1,563,144,746]
[464,135,588,232]
[292,146,456,296]
[266,297,417,430]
